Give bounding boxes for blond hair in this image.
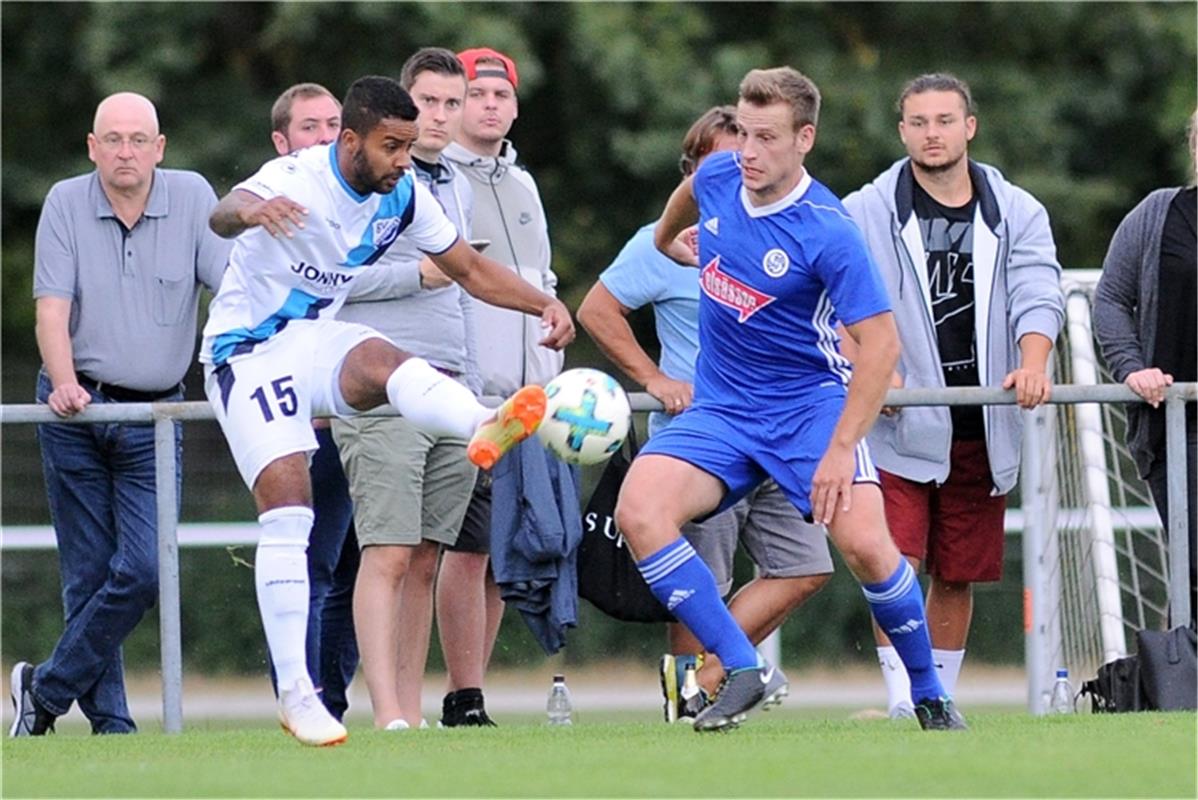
[1188,107,1197,185]
[738,67,820,130]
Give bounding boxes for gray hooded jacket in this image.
[843,159,1064,494]
[443,139,563,395]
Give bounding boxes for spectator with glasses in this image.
[11,92,229,736]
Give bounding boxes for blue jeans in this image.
[33,370,182,733]
[268,427,359,720]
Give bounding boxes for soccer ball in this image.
[536,368,631,466]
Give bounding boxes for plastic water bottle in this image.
[1049,668,1074,714]
[546,674,573,725]
[679,663,704,719]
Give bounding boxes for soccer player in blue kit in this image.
[615,67,967,732]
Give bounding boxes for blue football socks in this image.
[638,538,758,671]
[862,559,946,702]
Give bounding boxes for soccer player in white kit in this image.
[203,76,573,746]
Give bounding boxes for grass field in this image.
[2,710,1194,798]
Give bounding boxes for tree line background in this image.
[2,2,1195,675]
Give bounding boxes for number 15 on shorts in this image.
[250,375,298,422]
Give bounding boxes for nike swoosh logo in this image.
[760,667,776,685]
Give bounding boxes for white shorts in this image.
[204,319,390,489]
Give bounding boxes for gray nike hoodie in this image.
[843,158,1064,494]
[443,139,563,395]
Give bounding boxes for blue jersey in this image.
[691,151,890,410]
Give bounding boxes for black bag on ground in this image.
[1081,655,1144,712]
[1136,625,1197,711]
[1080,625,1197,712]
[577,426,674,623]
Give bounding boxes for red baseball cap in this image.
[457,47,519,89]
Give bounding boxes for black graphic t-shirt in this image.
[913,180,985,440]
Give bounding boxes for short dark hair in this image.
[271,83,338,134]
[341,76,418,136]
[897,73,976,117]
[738,67,821,131]
[400,47,466,91]
[679,106,739,176]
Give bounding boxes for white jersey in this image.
[201,143,459,366]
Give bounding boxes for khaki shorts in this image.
[332,414,477,548]
[684,478,834,595]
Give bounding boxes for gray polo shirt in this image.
[33,168,230,391]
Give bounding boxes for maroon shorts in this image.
[879,439,1006,583]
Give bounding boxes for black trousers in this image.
[1146,425,1198,629]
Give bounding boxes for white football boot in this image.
[277,676,348,747]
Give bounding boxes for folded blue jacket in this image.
[489,438,581,654]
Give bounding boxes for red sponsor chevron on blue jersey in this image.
[700,255,775,323]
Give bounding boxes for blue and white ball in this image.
[537,368,631,466]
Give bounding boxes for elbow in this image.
[577,297,603,338]
[651,225,670,256]
[880,336,900,373]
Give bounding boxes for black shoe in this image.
[9,662,55,737]
[914,696,968,731]
[439,688,497,728]
[692,663,768,733]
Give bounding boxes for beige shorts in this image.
[332,414,477,548]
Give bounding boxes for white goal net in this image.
[1022,269,1169,709]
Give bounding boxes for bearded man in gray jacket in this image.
[843,73,1064,717]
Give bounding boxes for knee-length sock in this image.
[637,538,757,671]
[862,559,945,702]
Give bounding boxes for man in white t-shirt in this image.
[203,75,573,747]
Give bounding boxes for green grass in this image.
[3,711,1194,798]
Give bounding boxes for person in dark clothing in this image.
[1094,109,1197,628]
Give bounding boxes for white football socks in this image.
[932,648,965,696]
[385,357,489,440]
[256,506,314,693]
[877,645,913,714]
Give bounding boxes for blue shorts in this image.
[639,391,879,519]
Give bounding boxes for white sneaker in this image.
[278,677,348,747]
[384,718,430,731]
[889,701,917,719]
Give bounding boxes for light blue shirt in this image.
[598,222,701,435]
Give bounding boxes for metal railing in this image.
[2,382,1193,729]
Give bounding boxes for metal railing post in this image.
[1165,394,1192,628]
[154,414,184,734]
[1021,405,1049,714]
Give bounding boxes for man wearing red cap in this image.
[442,47,573,727]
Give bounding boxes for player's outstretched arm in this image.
[810,312,899,523]
[653,177,700,266]
[209,189,308,240]
[430,238,575,350]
